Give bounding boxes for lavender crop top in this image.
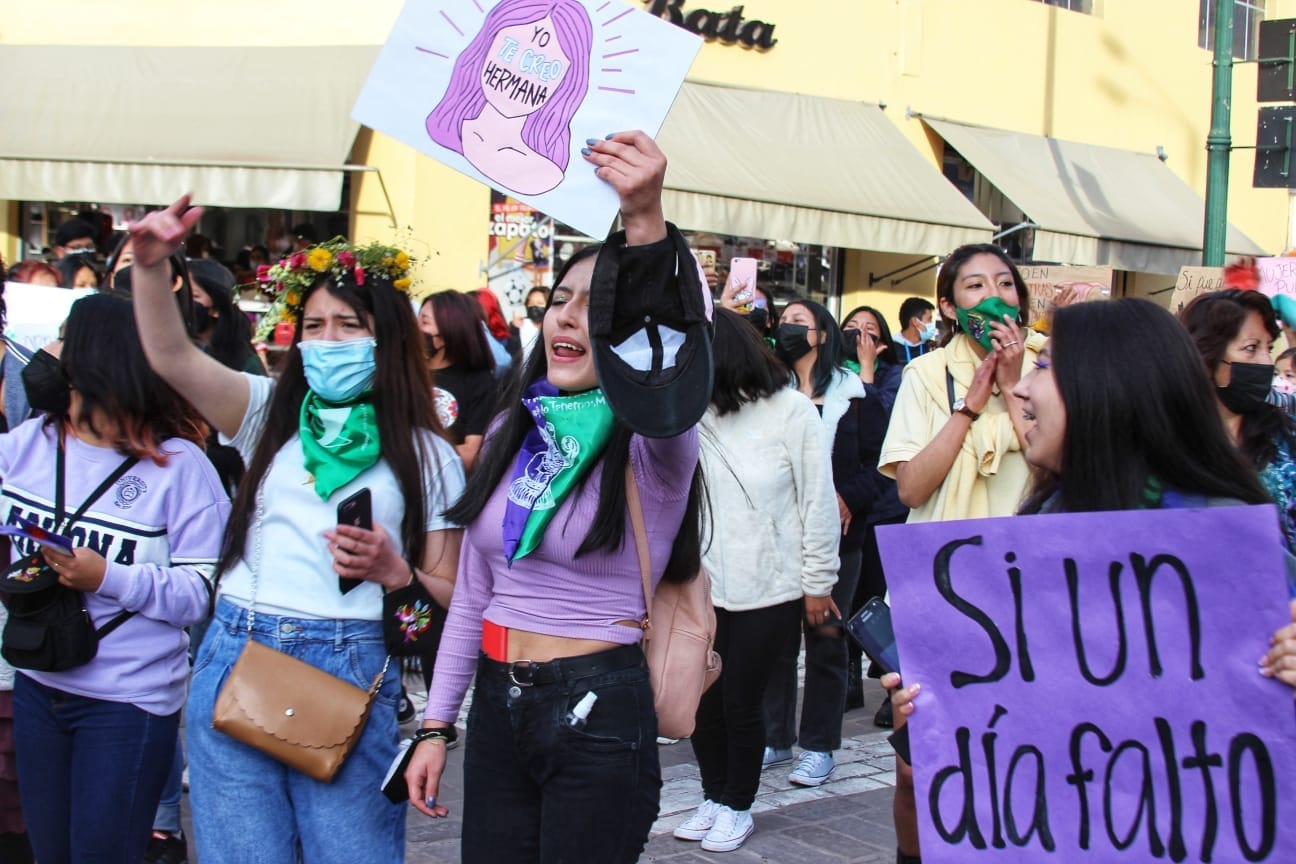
[424,428,698,723]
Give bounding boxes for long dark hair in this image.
[782,298,845,399]
[1020,299,1269,514]
[710,308,790,416]
[935,244,1029,347]
[446,245,704,583]
[189,259,257,372]
[1179,288,1295,470]
[840,305,897,368]
[422,291,496,372]
[59,294,207,464]
[216,269,445,576]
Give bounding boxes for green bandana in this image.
[299,390,382,501]
[502,383,616,563]
[955,297,1020,352]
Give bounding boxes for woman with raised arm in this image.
[403,131,707,864]
[127,207,465,864]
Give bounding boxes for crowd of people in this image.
[0,131,1293,864]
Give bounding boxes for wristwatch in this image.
[952,399,980,421]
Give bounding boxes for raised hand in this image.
[127,195,203,269]
[581,131,666,245]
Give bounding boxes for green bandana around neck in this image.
[299,390,382,501]
[501,384,616,563]
[955,296,1020,352]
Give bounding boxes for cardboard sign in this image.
[878,507,1296,863]
[1016,265,1112,326]
[353,0,702,240]
[1258,257,1296,300]
[1170,267,1225,315]
[2,282,95,351]
[486,191,554,321]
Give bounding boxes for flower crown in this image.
[253,237,414,343]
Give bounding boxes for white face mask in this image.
[918,320,938,342]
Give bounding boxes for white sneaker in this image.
[700,806,754,852]
[674,799,724,841]
[788,750,834,787]
[760,746,793,769]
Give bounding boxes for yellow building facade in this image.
[2,0,1294,327]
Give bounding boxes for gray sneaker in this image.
[760,746,793,770]
[788,750,834,786]
[673,799,724,841]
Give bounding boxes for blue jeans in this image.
[462,646,661,863]
[186,598,403,864]
[13,674,178,864]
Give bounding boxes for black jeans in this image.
[763,548,863,752]
[461,646,661,863]
[691,600,801,810]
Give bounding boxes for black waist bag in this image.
[1,554,132,672]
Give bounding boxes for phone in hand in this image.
[336,488,372,595]
[845,596,901,676]
[729,257,759,309]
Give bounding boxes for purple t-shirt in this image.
[424,427,698,723]
[0,419,230,715]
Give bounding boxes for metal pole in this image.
[1203,0,1235,266]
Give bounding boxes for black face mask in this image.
[192,301,215,332]
[746,307,769,333]
[842,328,861,357]
[21,350,70,417]
[525,306,546,324]
[1217,361,1273,414]
[775,323,814,363]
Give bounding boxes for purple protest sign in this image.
[878,506,1296,863]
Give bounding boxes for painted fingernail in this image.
[580,147,591,156]
[585,138,598,146]
[426,795,437,808]
[605,132,615,139]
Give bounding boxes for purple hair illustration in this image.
[427,0,593,184]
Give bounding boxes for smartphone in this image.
[336,488,372,595]
[845,596,901,676]
[729,257,759,309]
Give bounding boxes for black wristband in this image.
[412,725,458,746]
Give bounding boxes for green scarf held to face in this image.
[299,390,382,500]
[955,296,1019,352]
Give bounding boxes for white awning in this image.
[925,118,1266,275]
[656,83,994,254]
[0,46,379,211]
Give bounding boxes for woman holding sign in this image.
[403,131,707,864]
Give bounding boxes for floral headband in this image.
[253,237,414,343]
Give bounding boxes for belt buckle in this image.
[508,660,537,687]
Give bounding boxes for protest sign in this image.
[353,0,702,240]
[3,282,95,351]
[1170,267,1224,315]
[487,191,554,320]
[1258,257,1296,300]
[878,506,1296,863]
[1016,265,1111,327]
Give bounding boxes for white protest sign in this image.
[352,0,702,240]
[3,282,95,351]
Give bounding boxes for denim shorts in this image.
[185,598,403,864]
[461,644,662,863]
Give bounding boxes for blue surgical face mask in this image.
[298,337,377,403]
[919,320,938,342]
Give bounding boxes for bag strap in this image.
[623,465,653,635]
[945,367,958,414]
[55,443,139,533]
[53,443,141,638]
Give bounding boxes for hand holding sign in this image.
[581,130,666,245]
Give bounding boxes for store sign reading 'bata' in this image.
[642,1,777,49]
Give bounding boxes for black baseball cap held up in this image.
[589,224,714,439]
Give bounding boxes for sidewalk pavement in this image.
[404,681,900,863]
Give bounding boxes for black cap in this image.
[590,224,713,439]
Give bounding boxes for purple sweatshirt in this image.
[0,420,229,715]
[424,427,698,723]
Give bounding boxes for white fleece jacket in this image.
[699,388,840,612]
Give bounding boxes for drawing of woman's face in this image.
[481,17,571,118]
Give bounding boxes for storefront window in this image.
[682,233,837,310]
[1199,0,1265,61]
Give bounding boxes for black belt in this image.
[484,643,645,687]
